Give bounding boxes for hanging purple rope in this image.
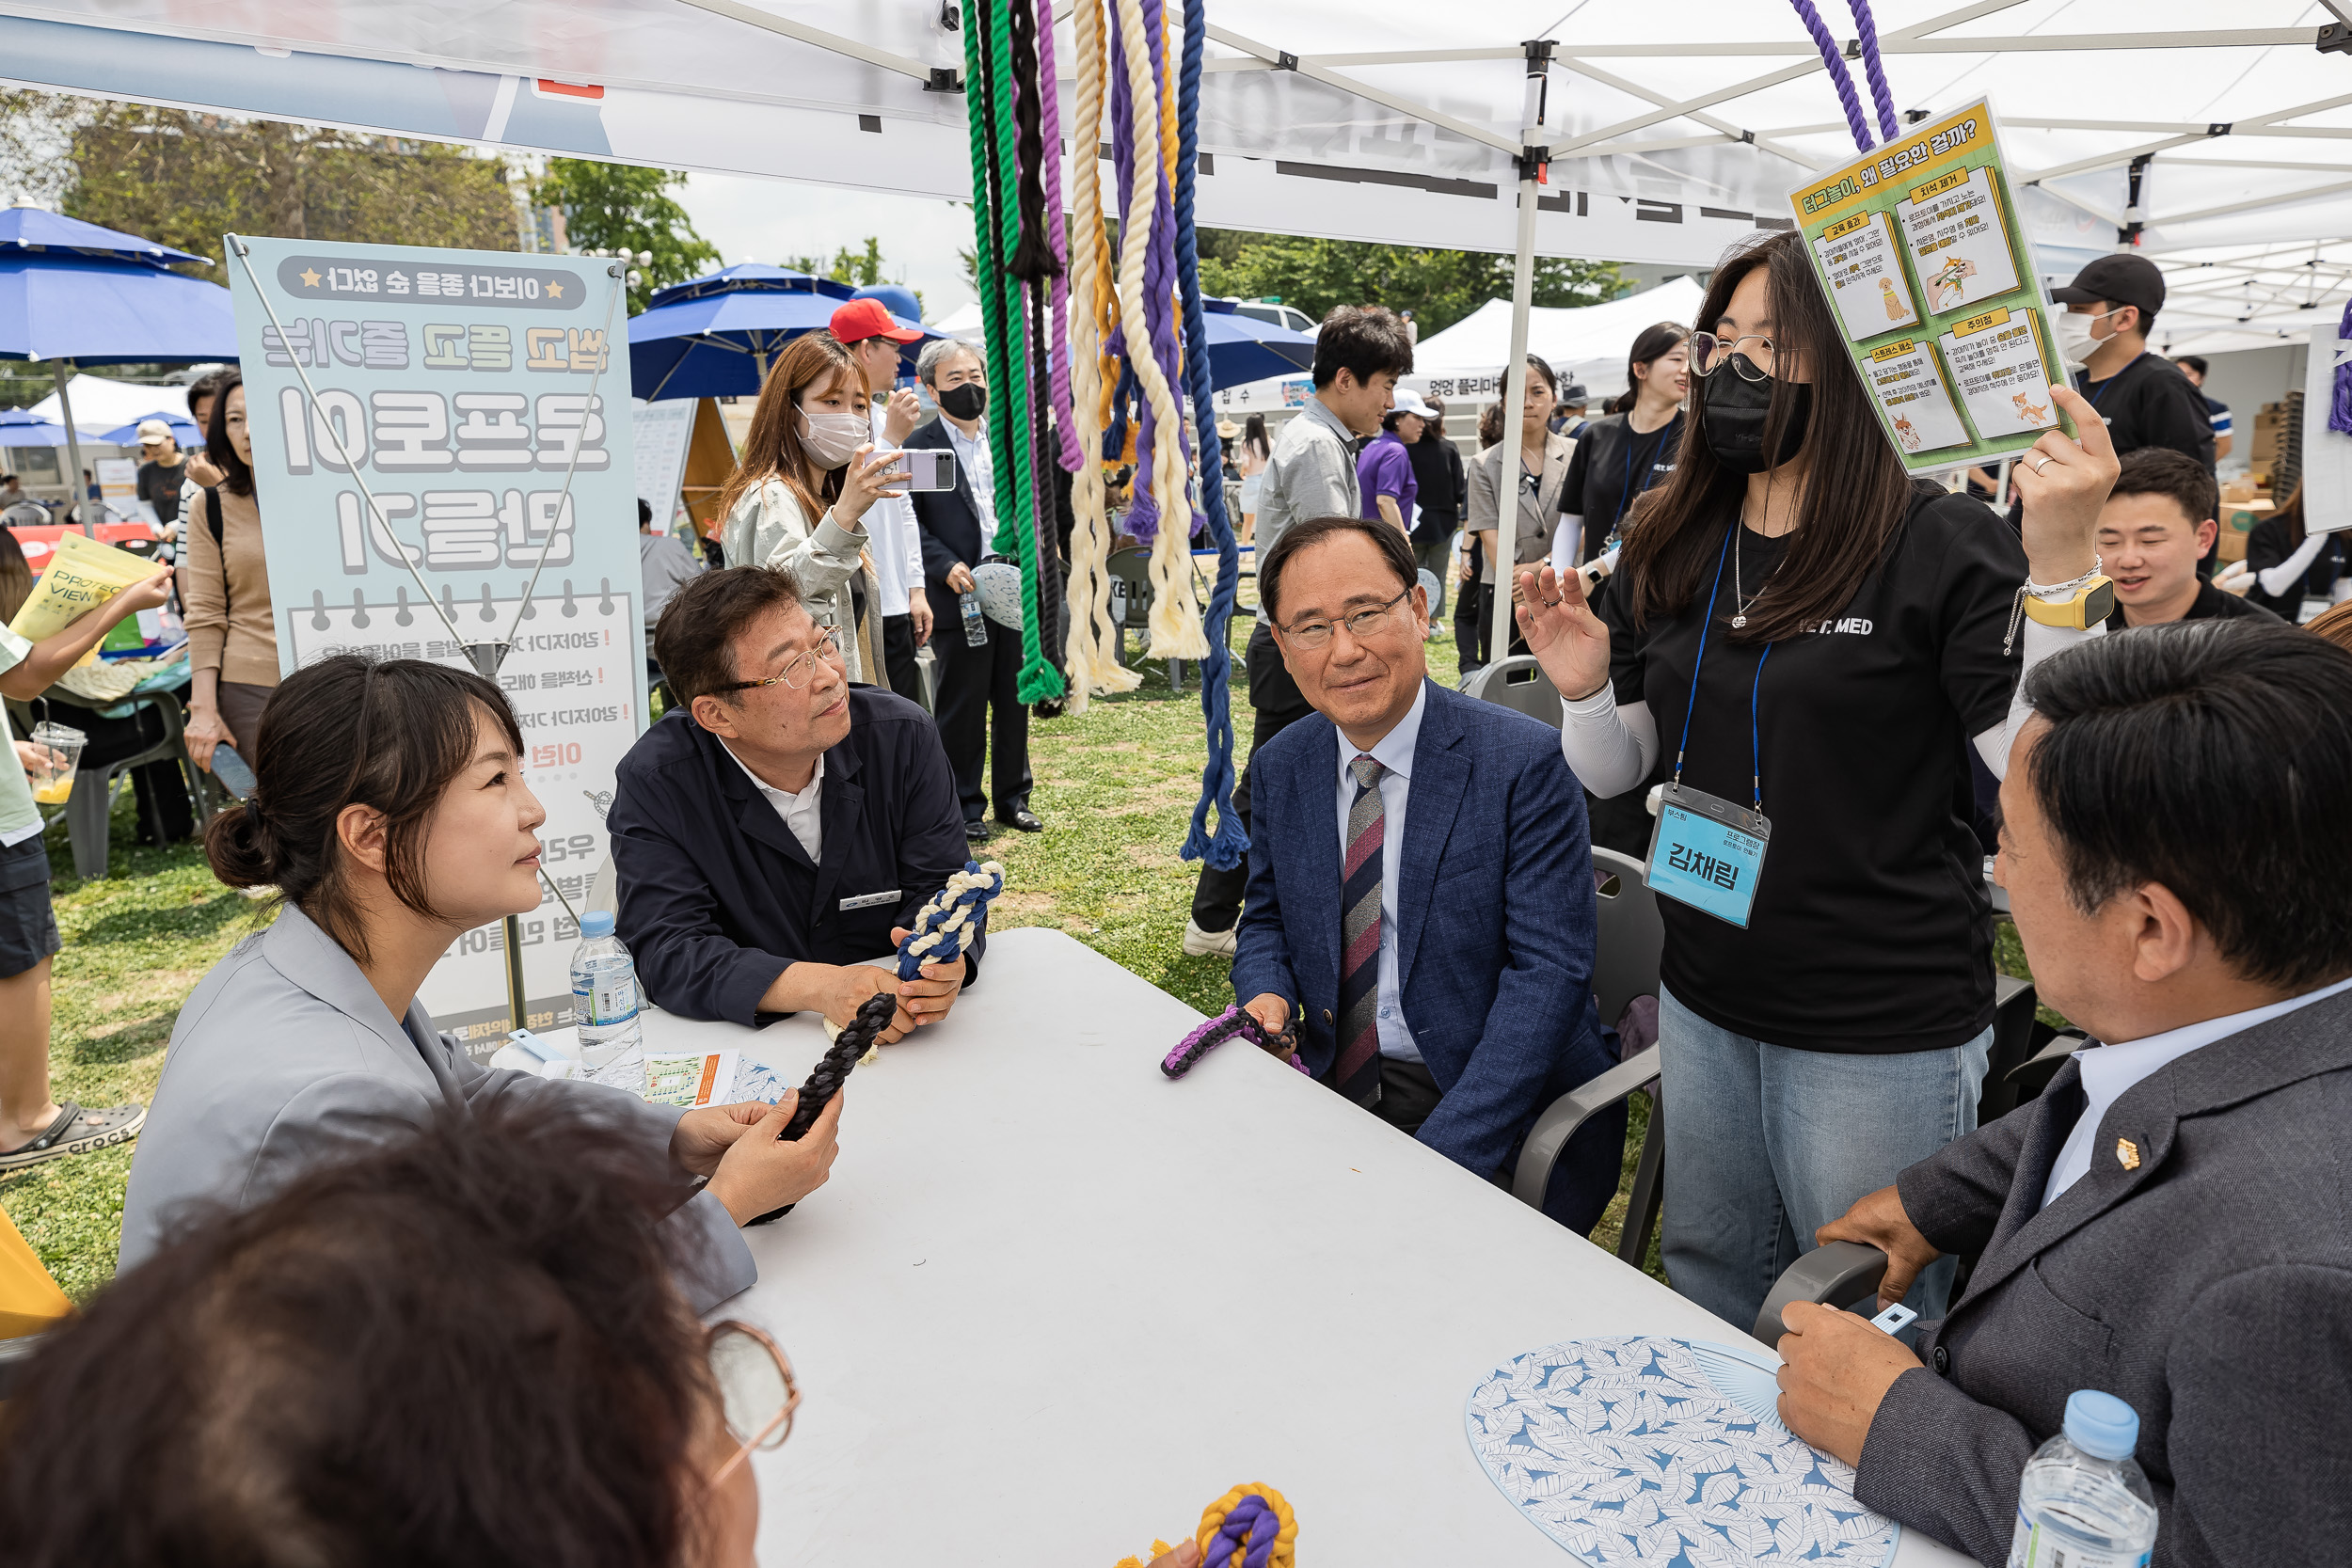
[1034,0,1081,471]
[1843,0,1900,146]
[1786,0,1874,154]
[2334,297,2352,436]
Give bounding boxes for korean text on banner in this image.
[1788,98,2073,476]
[224,237,643,1061]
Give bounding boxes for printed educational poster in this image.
[1815,212,1917,341]
[1865,338,1970,454]
[1788,97,2073,474]
[225,235,643,1060]
[631,397,696,534]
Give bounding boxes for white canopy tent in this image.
[8,0,2352,649]
[1408,277,1713,402]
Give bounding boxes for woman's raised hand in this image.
[1514,562,1613,702]
[834,443,909,526]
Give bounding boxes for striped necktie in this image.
[1334,752,1386,1105]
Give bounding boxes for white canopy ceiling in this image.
[3,1,2349,350]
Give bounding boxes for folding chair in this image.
[1511,847,1667,1263]
[7,689,214,880]
[1104,545,1184,693]
[1460,653,1564,727]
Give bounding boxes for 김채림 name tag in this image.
[838,889,901,911]
[1645,782,1770,928]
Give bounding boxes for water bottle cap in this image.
[580,910,615,938]
[2062,1389,2139,1460]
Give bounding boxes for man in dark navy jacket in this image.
[610,566,978,1033]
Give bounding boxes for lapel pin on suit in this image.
[2115,1136,2141,1171]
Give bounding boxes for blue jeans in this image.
[1658,986,1991,1337]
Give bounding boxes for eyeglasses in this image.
[707,1321,800,1484]
[1277,586,1412,650]
[709,627,844,695]
[1689,332,1779,382]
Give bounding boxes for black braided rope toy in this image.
[747,991,898,1225]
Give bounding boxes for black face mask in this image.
[937,382,987,421]
[1702,358,1811,475]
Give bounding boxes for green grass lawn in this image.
[19,599,2060,1297]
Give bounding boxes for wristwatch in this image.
[2022,575,2115,630]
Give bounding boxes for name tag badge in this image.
[1645,782,1770,928]
[838,890,900,911]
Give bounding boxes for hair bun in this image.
[202,801,278,889]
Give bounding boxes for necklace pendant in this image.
[1730,613,1747,628]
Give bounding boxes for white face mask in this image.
[796,406,869,470]
[2054,308,2117,372]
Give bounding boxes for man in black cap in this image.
[2048,253,2213,472]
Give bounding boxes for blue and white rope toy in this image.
[898,859,1006,979]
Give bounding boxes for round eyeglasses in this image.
[709,627,844,695]
[1277,586,1413,650]
[1689,332,1778,382]
[707,1321,799,1483]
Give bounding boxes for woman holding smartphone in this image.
[1515,230,2116,1331]
[716,334,905,686]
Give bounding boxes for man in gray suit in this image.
[1776,619,2352,1565]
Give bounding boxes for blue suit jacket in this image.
[1232,679,1614,1212]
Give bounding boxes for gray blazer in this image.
[1467,430,1574,582]
[1854,987,2352,1566]
[120,904,755,1311]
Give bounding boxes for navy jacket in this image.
[905,419,987,600]
[1232,678,1615,1218]
[610,688,978,1025]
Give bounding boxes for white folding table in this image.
[585,927,1969,1566]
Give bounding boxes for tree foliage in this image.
[1196,230,1624,337]
[534,158,717,311]
[1,90,518,285]
[784,236,889,286]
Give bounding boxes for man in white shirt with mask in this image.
[830,298,933,705]
[1773,619,2352,1568]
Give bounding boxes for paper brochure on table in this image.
[1788,97,2072,475]
[1467,1335,1899,1567]
[617,1050,796,1107]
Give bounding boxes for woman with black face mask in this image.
[1513,230,2117,1334]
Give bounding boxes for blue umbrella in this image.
[630,263,941,402]
[95,410,205,448]
[0,210,236,533]
[0,407,79,448]
[1200,297,1316,389]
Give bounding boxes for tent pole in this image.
[53,360,93,537]
[1490,43,1552,662]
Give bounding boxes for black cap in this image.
[2050,253,2165,320]
[1559,382,1589,405]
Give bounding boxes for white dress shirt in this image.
[2042,972,2352,1209]
[723,743,824,863]
[1333,682,1426,1062]
[944,418,997,537]
[866,401,925,617]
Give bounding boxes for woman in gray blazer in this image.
[1466,354,1576,667]
[119,657,840,1310]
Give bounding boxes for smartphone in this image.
[886,449,957,492]
[211,743,257,800]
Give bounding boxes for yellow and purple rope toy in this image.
[1113,1482,1296,1568]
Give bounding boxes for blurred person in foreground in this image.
[119,655,838,1306]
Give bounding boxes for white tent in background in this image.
[1408,277,1712,404]
[930,300,987,341]
[24,371,205,438]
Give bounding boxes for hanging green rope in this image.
[961,1,1064,704]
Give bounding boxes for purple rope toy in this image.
[1203,1496,1283,1568]
[1162,1004,1309,1079]
[1786,0,1898,154]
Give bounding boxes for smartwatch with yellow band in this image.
[2023,575,2115,631]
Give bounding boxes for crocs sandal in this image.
[0,1102,146,1171]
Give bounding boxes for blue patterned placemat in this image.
[1466,1335,1899,1567]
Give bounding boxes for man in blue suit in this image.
[1232,514,1624,1230]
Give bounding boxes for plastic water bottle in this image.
[2006,1390,2159,1568]
[960,587,989,646]
[569,910,644,1070]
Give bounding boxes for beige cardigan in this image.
[180,483,279,688]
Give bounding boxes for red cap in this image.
[829,297,922,345]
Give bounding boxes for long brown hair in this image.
[712,332,868,529]
[2277,484,2308,548]
[1617,230,1916,645]
[0,528,30,624]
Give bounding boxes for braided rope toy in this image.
[1113,1483,1297,1568]
[746,991,899,1225]
[1162,1004,1308,1080]
[897,859,1005,980]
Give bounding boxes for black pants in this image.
[880,613,925,706]
[1454,580,1491,671]
[65,702,199,846]
[1189,621,1316,932]
[1366,1053,1625,1236]
[930,614,1032,823]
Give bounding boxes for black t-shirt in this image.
[1561,410,1684,562]
[2242,515,2343,620]
[1405,431,1464,531]
[135,459,184,525]
[2099,576,2283,631]
[1602,484,2024,1053]
[2074,354,2215,469]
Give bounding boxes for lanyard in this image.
[1673,521,1774,813]
[2083,352,2143,409]
[1617,418,1673,530]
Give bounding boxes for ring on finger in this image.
[2030,455,2055,475]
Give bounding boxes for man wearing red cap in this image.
[829,297,932,705]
